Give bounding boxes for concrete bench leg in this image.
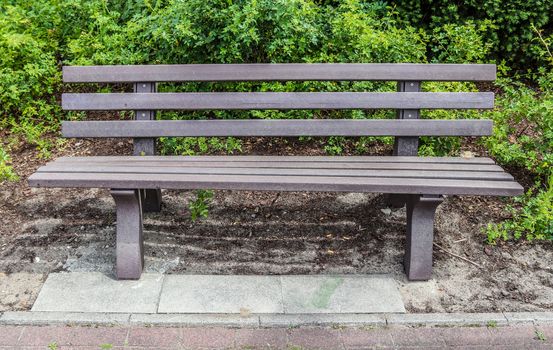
[404,194,443,281]
[140,189,162,212]
[111,189,144,280]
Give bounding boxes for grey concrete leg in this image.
[140,189,162,212]
[404,194,443,281]
[111,189,144,280]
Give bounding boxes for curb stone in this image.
[386,312,509,327]
[1,311,553,328]
[130,313,260,327]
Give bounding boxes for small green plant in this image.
[0,146,18,181]
[486,320,498,328]
[48,342,58,350]
[100,343,113,349]
[486,176,553,244]
[189,189,213,221]
[535,329,547,341]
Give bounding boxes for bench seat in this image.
[29,156,522,196]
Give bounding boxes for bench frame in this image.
[29,63,523,281]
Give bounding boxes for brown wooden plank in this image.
[52,155,496,164]
[61,119,494,138]
[45,159,504,172]
[37,164,513,181]
[27,172,523,196]
[62,64,497,83]
[62,92,495,111]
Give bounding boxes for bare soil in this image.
[0,136,552,313]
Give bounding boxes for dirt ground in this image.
[0,136,552,313]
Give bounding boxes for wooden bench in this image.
[28,63,523,281]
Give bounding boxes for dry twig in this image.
[433,242,483,269]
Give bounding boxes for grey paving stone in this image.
[259,313,387,327]
[130,313,259,327]
[158,275,283,313]
[31,272,163,313]
[386,312,508,327]
[0,311,130,326]
[281,275,405,313]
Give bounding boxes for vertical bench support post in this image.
[134,82,162,212]
[404,194,443,281]
[393,81,421,155]
[387,81,421,207]
[111,189,144,280]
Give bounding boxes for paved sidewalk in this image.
[1,324,552,349]
[31,273,405,314]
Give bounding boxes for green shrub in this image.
[486,176,553,243]
[484,68,552,243]
[484,72,552,178]
[65,0,428,156]
[389,0,553,68]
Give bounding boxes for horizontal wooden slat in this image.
[61,119,493,138]
[37,164,513,181]
[47,156,504,172]
[53,155,496,164]
[62,64,497,83]
[62,92,494,111]
[27,172,523,196]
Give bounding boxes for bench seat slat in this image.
[27,171,523,196]
[37,164,513,181]
[61,92,494,111]
[45,158,505,172]
[62,119,493,138]
[53,155,496,164]
[62,63,497,83]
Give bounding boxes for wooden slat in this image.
[46,159,505,172]
[61,92,494,111]
[61,119,493,138]
[37,164,513,180]
[62,64,497,83]
[27,172,523,196]
[53,155,496,164]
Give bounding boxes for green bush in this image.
[389,0,553,67]
[484,68,552,243]
[484,72,552,178]
[0,0,550,239]
[487,176,553,243]
[65,0,428,156]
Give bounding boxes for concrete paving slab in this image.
[158,275,283,314]
[31,272,163,313]
[281,275,405,313]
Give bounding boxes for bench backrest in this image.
[61,63,496,156]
